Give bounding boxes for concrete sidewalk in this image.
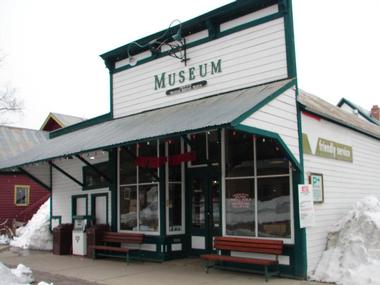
[0,247,323,285]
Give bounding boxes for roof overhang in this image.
[0,79,296,170]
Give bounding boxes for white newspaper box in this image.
[72,217,87,256]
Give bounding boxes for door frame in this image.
[185,165,221,255]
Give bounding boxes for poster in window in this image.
[298,184,315,228]
[309,173,324,203]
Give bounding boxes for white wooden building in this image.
[0,0,379,279]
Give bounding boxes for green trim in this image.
[49,113,112,139]
[109,149,118,231]
[82,161,110,190]
[112,12,285,74]
[337,97,380,126]
[294,85,307,279]
[18,167,52,191]
[51,215,62,228]
[282,0,298,79]
[159,143,166,250]
[49,164,53,232]
[109,72,114,118]
[50,161,83,187]
[101,0,278,63]
[91,193,109,225]
[71,194,88,223]
[233,124,302,171]
[231,79,296,126]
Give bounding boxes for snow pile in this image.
[311,196,380,285]
[0,234,10,245]
[0,262,53,285]
[0,262,33,285]
[10,199,52,250]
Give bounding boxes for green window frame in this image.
[82,162,109,190]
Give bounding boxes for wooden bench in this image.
[90,232,144,263]
[200,236,283,282]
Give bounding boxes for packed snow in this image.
[0,234,10,245]
[0,262,53,285]
[10,199,52,251]
[311,196,380,285]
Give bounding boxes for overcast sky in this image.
[1,0,379,129]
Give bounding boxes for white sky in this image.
[0,0,379,129]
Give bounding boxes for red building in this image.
[0,113,85,227]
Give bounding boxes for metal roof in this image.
[51,112,86,127]
[40,112,86,130]
[0,126,48,161]
[0,79,292,170]
[298,90,380,139]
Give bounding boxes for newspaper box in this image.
[72,216,88,256]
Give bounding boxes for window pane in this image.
[84,163,108,189]
[120,186,137,230]
[139,185,159,232]
[257,176,291,238]
[256,137,289,176]
[192,177,205,228]
[16,188,27,205]
[225,130,254,177]
[226,179,255,236]
[190,133,206,165]
[208,130,220,164]
[139,140,159,183]
[120,145,137,185]
[211,177,220,228]
[168,138,181,181]
[168,183,182,232]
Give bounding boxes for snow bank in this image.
[0,262,33,285]
[0,234,10,245]
[311,196,380,285]
[10,199,52,251]
[0,262,53,285]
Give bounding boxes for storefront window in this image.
[166,138,184,233]
[256,137,288,176]
[119,141,159,233]
[189,130,220,166]
[257,176,291,238]
[226,179,255,236]
[224,129,292,240]
[225,130,254,177]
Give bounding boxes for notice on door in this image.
[298,184,315,228]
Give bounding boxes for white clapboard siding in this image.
[240,87,300,163]
[113,17,288,118]
[51,152,111,224]
[220,5,279,32]
[302,114,380,274]
[22,163,51,188]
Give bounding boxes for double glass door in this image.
[188,167,221,254]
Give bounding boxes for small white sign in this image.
[298,184,315,228]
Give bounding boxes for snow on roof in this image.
[298,90,380,140]
[0,126,48,161]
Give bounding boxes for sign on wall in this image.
[298,184,315,228]
[309,173,324,203]
[302,134,353,163]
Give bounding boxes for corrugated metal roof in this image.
[0,126,48,161]
[51,112,86,127]
[298,90,380,139]
[0,79,293,170]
